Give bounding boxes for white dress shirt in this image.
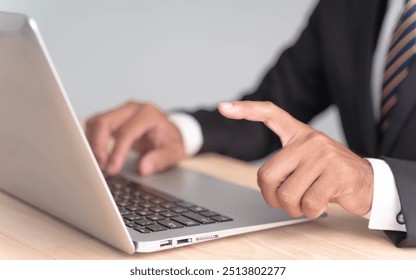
[170,0,407,232]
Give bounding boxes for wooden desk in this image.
[0,153,415,259]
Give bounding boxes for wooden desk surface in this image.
[1,153,415,259]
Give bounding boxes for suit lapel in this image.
[380,60,416,155]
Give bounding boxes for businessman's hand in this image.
[218,101,374,218]
[86,101,185,176]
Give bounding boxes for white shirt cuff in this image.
[366,158,406,232]
[169,113,203,157]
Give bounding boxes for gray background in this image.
[0,0,345,144]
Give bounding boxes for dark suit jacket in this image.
[189,0,416,247]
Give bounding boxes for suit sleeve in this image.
[189,1,332,160]
[383,157,416,247]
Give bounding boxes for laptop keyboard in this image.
[105,175,233,234]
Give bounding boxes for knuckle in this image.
[322,148,340,163]
[334,161,351,177]
[257,166,273,188]
[257,167,281,208]
[276,188,297,207]
[263,101,276,110]
[262,101,276,123]
[306,131,328,144]
[141,102,155,111]
[140,103,161,117]
[301,195,322,218]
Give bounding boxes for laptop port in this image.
[160,240,173,248]
[176,238,192,246]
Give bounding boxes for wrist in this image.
[168,113,203,156]
[361,158,374,215]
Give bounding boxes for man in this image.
[86,0,416,247]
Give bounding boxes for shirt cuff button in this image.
[396,211,405,225]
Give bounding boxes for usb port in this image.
[176,238,192,246]
[160,240,173,247]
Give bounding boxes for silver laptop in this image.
[0,11,314,254]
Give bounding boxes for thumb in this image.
[218,101,306,146]
[138,146,183,176]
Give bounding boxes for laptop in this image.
[0,11,314,254]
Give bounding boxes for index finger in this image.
[218,101,305,146]
[85,102,140,167]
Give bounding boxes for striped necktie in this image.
[380,0,416,133]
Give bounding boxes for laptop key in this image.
[121,195,131,200]
[112,190,123,196]
[124,221,136,227]
[123,187,133,193]
[123,214,145,221]
[134,226,151,234]
[212,215,233,222]
[172,216,200,227]
[140,194,155,200]
[171,207,188,213]
[199,211,220,217]
[176,202,195,208]
[139,202,155,208]
[158,220,185,229]
[132,191,142,197]
[129,198,142,204]
[150,198,166,204]
[160,202,176,209]
[182,212,216,224]
[146,224,168,232]
[119,209,133,216]
[126,205,142,211]
[116,201,128,207]
[135,219,155,227]
[147,214,166,221]
[136,210,154,216]
[160,211,179,218]
[111,182,123,189]
[149,206,165,213]
[189,206,208,212]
